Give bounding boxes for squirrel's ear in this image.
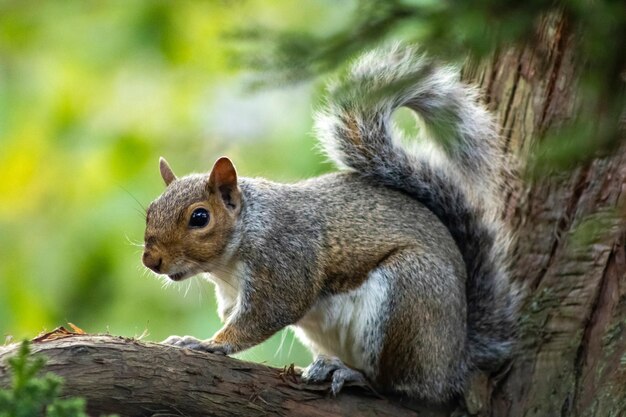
[159,157,177,186]
[208,157,240,212]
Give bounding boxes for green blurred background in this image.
[0,0,350,367]
[1,0,623,370]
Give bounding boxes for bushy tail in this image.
[315,44,517,370]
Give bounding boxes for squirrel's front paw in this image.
[162,335,233,355]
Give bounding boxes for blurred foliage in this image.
[0,0,623,372]
[0,341,89,417]
[238,0,625,174]
[0,0,341,367]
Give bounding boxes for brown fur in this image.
[345,115,363,146]
[143,159,240,280]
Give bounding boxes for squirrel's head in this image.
[142,157,241,281]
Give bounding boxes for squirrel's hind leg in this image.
[302,354,367,396]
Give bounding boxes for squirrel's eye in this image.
[189,208,209,228]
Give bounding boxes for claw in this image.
[302,355,344,382]
[330,367,366,396]
[162,335,201,347]
[302,355,367,396]
[161,335,231,355]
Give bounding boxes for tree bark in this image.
[462,13,626,417]
[0,333,447,417]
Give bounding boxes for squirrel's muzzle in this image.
[142,251,163,273]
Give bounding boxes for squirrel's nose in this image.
[143,252,163,273]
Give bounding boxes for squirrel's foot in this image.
[162,335,233,355]
[302,355,367,396]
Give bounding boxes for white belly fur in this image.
[294,270,389,377]
[203,261,243,322]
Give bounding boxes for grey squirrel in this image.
[142,44,517,402]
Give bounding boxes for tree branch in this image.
[0,332,445,416]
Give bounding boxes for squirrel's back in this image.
[238,172,465,292]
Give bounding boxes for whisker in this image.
[288,329,297,358]
[194,279,206,304]
[125,234,145,248]
[118,185,148,215]
[134,207,147,220]
[161,278,173,290]
[275,328,288,359]
[183,280,192,298]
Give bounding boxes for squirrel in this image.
[142,44,517,402]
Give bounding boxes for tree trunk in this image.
[1,13,624,417]
[462,13,626,417]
